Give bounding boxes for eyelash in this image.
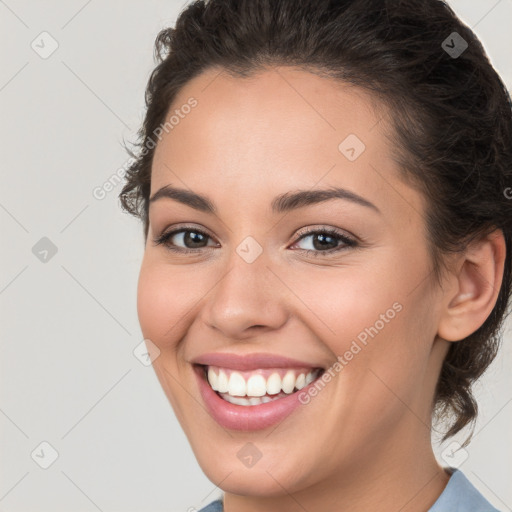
[152,225,358,257]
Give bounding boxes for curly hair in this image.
[119,0,512,447]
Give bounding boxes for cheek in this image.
[136,259,199,349]
[136,259,203,423]
[283,265,403,354]
[288,263,431,405]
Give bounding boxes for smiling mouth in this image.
[198,364,325,406]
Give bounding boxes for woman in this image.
[119,0,511,510]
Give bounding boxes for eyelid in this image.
[154,222,360,256]
[290,226,358,255]
[157,223,356,239]
[293,224,357,241]
[153,223,219,247]
[156,223,216,240]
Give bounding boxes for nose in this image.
[199,250,289,339]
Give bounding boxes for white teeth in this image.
[228,372,247,396]
[266,373,282,395]
[223,395,249,406]
[217,370,229,393]
[206,367,321,398]
[246,375,267,397]
[282,370,296,394]
[208,368,218,391]
[295,373,306,390]
[220,391,288,406]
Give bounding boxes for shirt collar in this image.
[428,467,500,511]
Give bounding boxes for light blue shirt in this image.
[197,468,501,511]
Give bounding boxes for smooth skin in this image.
[137,66,506,512]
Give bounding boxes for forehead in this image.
[150,66,423,222]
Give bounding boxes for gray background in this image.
[1,1,511,511]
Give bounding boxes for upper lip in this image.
[191,352,324,371]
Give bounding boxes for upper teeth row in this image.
[207,367,319,397]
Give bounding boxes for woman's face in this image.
[137,66,450,496]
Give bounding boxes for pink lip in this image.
[191,352,323,371]
[193,364,323,431]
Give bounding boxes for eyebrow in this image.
[149,184,381,215]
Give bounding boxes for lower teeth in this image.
[218,391,289,406]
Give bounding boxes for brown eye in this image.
[171,230,209,249]
[153,227,218,254]
[291,228,358,257]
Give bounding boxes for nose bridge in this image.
[201,239,288,336]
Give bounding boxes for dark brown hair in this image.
[119,0,512,447]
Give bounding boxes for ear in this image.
[437,229,506,342]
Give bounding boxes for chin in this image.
[192,444,313,497]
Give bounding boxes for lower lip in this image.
[194,365,320,431]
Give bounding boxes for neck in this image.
[223,420,451,512]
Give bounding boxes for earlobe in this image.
[437,229,506,342]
